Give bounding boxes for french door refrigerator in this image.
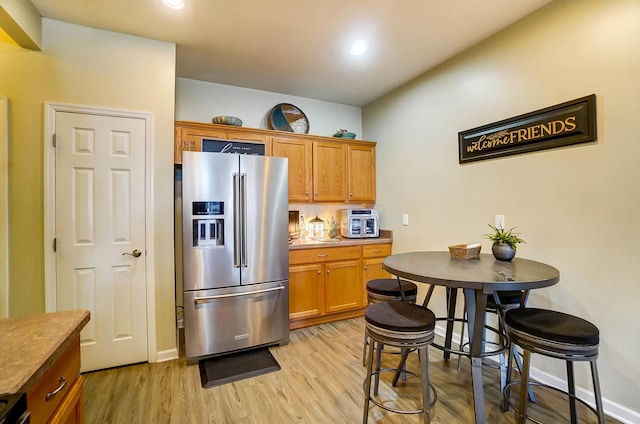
[182,151,289,362]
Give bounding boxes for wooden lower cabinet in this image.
[289,242,391,329]
[49,377,84,424]
[325,259,362,313]
[289,263,324,320]
[361,243,393,305]
[28,335,84,424]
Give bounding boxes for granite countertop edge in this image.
[0,309,90,395]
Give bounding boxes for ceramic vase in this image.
[492,242,516,261]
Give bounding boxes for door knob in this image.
[123,249,142,258]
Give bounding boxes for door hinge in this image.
[52,133,57,147]
[53,238,57,252]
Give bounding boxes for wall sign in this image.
[458,94,596,164]
[202,138,266,155]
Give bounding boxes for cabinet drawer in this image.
[290,246,361,265]
[28,336,80,424]
[362,243,391,258]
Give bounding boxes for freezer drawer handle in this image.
[193,286,285,303]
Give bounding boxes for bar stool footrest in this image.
[364,367,438,415]
[503,380,601,424]
[431,317,508,358]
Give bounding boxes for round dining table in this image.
[382,251,560,424]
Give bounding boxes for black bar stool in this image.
[363,301,437,424]
[456,290,536,401]
[362,278,418,366]
[503,308,605,424]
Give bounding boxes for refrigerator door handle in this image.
[233,172,241,268]
[193,286,285,303]
[240,172,248,268]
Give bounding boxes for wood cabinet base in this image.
[289,307,365,331]
[288,242,391,331]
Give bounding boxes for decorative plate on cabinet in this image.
[268,103,309,134]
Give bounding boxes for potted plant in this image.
[483,224,525,261]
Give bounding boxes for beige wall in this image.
[0,19,178,354]
[363,0,639,417]
[176,77,363,138]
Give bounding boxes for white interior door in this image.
[55,111,148,372]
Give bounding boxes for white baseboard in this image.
[155,348,179,363]
[530,368,640,424]
[434,325,640,424]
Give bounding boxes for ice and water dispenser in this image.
[192,201,224,247]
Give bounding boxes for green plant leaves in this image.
[482,224,525,249]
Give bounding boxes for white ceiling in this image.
[29,0,554,106]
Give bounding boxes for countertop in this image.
[0,309,90,395]
[289,229,392,250]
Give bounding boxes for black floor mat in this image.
[198,348,281,388]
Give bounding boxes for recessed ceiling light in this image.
[350,41,368,56]
[163,0,185,9]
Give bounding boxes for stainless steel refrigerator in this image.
[182,151,289,362]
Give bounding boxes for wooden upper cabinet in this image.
[272,135,313,202]
[174,121,269,163]
[226,130,270,148]
[174,121,376,203]
[347,143,376,202]
[175,125,227,163]
[312,141,346,202]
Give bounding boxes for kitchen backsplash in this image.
[289,202,376,237]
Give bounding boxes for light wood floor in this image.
[83,317,618,423]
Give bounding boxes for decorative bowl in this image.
[212,116,242,126]
[333,130,356,139]
[269,104,309,134]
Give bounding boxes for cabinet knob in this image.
[364,266,368,270]
[327,270,330,274]
[317,271,322,275]
[306,192,309,196]
[315,192,318,195]
[350,192,353,197]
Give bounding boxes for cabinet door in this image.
[362,243,392,305]
[312,141,346,202]
[325,259,362,313]
[226,130,270,155]
[347,143,376,202]
[289,263,324,319]
[272,136,312,202]
[362,257,392,305]
[49,376,84,424]
[175,126,228,163]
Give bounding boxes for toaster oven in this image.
[338,208,379,238]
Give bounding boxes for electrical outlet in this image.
[495,214,505,230]
[402,213,409,226]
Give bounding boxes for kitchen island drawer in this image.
[28,335,80,424]
[362,243,391,258]
[289,245,361,265]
